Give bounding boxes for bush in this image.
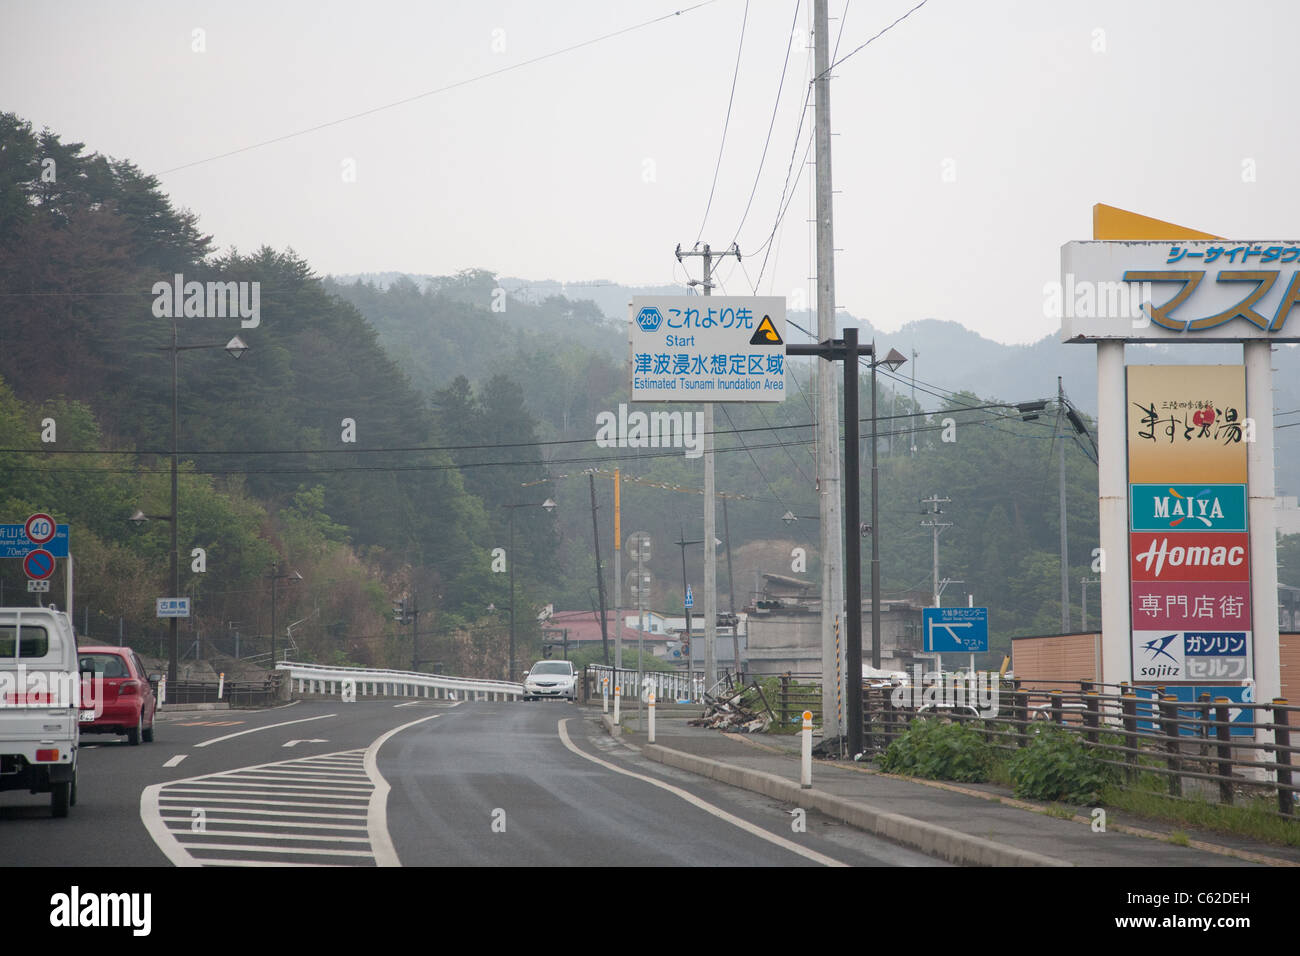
[878,718,995,782]
[1006,727,1118,803]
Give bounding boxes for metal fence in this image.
[862,678,1299,818]
[164,677,281,708]
[584,665,700,703]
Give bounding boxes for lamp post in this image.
[502,498,557,681]
[868,345,908,672]
[268,564,302,670]
[147,325,248,685]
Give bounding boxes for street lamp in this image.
[780,511,819,525]
[502,498,557,682]
[868,345,908,676]
[151,325,249,685]
[268,564,302,670]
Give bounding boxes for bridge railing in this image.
[277,661,524,701]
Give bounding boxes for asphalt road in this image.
[0,698,942,867]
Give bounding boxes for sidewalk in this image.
[596,708,1300,867]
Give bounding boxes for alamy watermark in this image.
[1044,274,1153,327]
[595,403,704,460]
[890,665,999,718]
[151,273,260,328]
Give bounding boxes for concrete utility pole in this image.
[613,469,622,669]
[920,495,952,607]
[1058,377,1070,633]
[588,473,610,665]
[674,242,739,691]
[813,0,845,739]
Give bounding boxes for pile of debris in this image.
[689,683,773,733]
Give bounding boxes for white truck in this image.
[0,607,82,816]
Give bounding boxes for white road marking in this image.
[141,749,377,866]
[557,718,846,868]
[194,713,334,748]
[362,713,442,867]
[282,738,329,747]
[163,754,187,767]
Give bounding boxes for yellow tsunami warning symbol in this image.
[749,315,783,346]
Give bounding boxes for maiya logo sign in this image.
[1130,484,1246,532]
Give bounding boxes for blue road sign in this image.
[0,524,69,559]
[684,585,694,609]
[1132,684,1254,738]
[923,606,989,653]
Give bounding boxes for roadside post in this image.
[613,684,620,726]
[648,690,656,744]
[602,676,609,713]
[217,672,225,700]
[801,710,813,789]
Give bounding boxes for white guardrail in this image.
[586,665,702,702]
[277,661,524,702]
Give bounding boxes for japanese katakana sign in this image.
[1062,240,1300,342]
[628,296,786,402]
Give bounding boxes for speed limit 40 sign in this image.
[24,513,56,545]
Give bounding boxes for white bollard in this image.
[158,677,167,706]
[614,685,621,725]
[648,691,656,744]
[602,677,609,714]
[217,672,225,700]
[800,710,813,789]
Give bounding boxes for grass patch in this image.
[1102,778,1300,848]
[878,718,996,783]
[1043,803,1076,820]
[1167,830,1190,847]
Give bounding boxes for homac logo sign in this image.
[1130,484,1246,532]
[1130,532,1250,582]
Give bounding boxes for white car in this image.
[522,661,577,702]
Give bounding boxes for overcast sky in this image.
[4,0,1298,345]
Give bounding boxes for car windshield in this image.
[530,662,571,675]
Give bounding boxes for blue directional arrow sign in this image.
[684,585,694,609]
[0,524,69,559]
[922,606,989,653]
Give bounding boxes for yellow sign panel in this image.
[1093,203,1220,241]
[1126,365,1247,484]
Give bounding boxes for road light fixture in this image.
[151,322,251,685]
[502,498,558,682]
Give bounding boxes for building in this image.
[743,572,927,676]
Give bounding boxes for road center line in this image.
[557,719,845,868]
[194,713,335,748]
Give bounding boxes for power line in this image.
[728,0,803,247]
[155,1,719,176]
[820,0,930,77]
[696,0,751,243]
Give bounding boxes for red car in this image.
[77,646,157,745]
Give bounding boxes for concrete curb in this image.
[600,713,622,737]
[158,701,229,712]
[642,743,1072,868]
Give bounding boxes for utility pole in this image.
[588,473,610,664]
[812,0,844,740]
[722,495,740,676]
[910,350,919,455]
[673,241,739,692]
[1057,376,1070,634]
[1080,577,1100,631]
[409,594,421,671]
[613,469,622,670]
[920,495,952,607]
